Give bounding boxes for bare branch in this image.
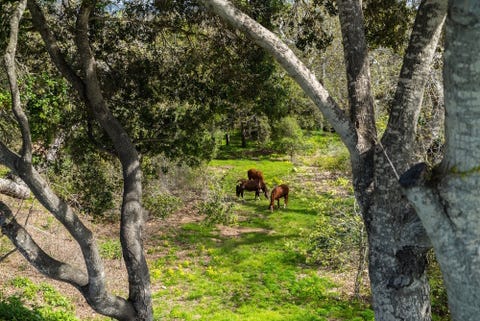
[0,178,30,199]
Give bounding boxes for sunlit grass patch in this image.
[149,133,373,320]
[0,277,79,321]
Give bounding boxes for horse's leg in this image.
[284,194,288,208]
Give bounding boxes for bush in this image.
[143,192,182,219]
[48,151,122,220]
[197,179,236,225]
[288,194,364,269]
[272,117,310,159]
[253,115,272,146]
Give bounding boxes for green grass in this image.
[0,277,79,321]
[150,135,373,320]
[0,131,374,321]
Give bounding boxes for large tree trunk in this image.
[401,2,480,320]
[337,1,432,319]
[365,0,447,319]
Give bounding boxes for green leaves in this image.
[364,0,415,52]
[21,73,73,145]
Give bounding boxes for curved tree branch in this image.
[75,2,152,319]
[3,0,32,164]
[0,178,30,199]
[27,0,87,101]
[0,201,88,286]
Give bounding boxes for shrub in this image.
[198,179,236,226]
[272,117,310,160]
[47,151,122,220]
[143,192,182,219]
[288,194,364,269]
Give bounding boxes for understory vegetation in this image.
[0,131,449,321]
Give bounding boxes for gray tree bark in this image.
[0,178,30,199]
[367,0,446,320]
[199,0,446,320]
[1,1,152,320]
[401,1,480,320]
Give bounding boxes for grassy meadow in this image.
[0,131,383,320]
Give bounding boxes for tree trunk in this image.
[75,3,153,319]
[241,124,247,148]
[401,2,480,320]
[364,0,447,319]
[338,2,432,318]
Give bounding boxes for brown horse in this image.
[247,168,265,182]
[236,178,268,200]
[269,184,289,211]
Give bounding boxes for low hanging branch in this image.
[0,201,88,286]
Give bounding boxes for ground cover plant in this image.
[0,131,447,320]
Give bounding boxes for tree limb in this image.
[0,178,30,199]
[382,0,447,159]
[337,0,376,153]
[336,0,376,213]
[27,0,87,101]
[3,0,32,164]
[399,163,452,237]
[0,201,88,287]
[75,2,152,318]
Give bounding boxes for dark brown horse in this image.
[247,168,265,182]
[269,184,289,211]
[236,178,268,200]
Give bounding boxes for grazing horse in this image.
[236,178,268,200]
[269,184,289,211]
[247,168,265,182]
